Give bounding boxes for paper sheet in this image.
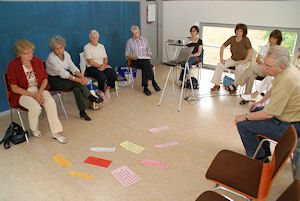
[69,171,94,180]
[84,156,112,168]
[154,142,178,148]
[138,56,151,60]
[120,141,145,154]
[52,154,72,168]
[148,126,169,133]
[141,159,169,169]
[90,147,116,152]
[111,166,141,187]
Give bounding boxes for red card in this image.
[84,156,112,168]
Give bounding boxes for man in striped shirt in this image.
[125,25,160,96]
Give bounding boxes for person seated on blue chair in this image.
[84,30,117,101]
[179,25,203,86]
[125,25,161,96]
[46,35,102,121]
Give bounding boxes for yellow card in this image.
[120,140,145,154]
[69,171,94,180]
[52,154,72,168]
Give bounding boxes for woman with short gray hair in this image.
[84,30,117,101]
[46,35,102,121]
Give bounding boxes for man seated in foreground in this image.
[235,46,300,161]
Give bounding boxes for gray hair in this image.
[89,30,99,37]
[49,35,66,50]
[266,46,290,68]
[130,25,140,33]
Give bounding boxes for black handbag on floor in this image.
[0,122,28,149]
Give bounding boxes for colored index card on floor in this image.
[52,154,72,168]
[154,142,178,148]
[90,147,116,152]
[69,171,94,180]
[119,141,145,154]
[84,156,112,168]
[148,125,169,133]
[141,159,169,169]
[111,166,141,187]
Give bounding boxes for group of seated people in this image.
[208,23,300,162]
[6,25,164,144]
[5,23,300,163]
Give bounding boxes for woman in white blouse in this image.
[46,36,102,121]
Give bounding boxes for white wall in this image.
[163,1,300,61]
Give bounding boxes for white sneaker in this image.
[241,94,257,102]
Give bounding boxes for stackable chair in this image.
[3,73,29,143]
[203,125,297,201]
[195,179,300,201]
[79,52,118,96]
[43,62,69,120]
[127,59,156,91]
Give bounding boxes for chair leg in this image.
[129,67,134,91]
[115,81,119,97]
[17,110,29,143]
[153,66,156,78]
[57,93,68,120]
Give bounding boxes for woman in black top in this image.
[179,26,203,82]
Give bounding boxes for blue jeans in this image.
[237,106,300,158]
[179,56,200,81]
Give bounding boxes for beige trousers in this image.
[19,86,63,134]
[237,64,266,94]
[211,58,250,86]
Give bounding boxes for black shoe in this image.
[152,81,161,92]
[80,110,91,121]
[256,155,270,163]
[88,95,103,103]
[143,87,151,96]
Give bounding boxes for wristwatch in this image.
[244,113,249,121]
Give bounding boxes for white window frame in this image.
[199,22,300,69]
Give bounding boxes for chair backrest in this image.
[272,125,297,179]
[257,125,298,200]
[277,179,300,201]
[3,73,12,107]
[79,52,87,74]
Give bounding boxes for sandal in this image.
[225,84,236,91]
[52,135,68,144]
[239,100,249,105]
[32,130,42,137]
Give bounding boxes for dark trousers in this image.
[48,75,91,111]
[86,67,117,92]
[237,106,300,158]
[131,59,154,87]
[179,56,200,81]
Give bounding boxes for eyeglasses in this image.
[22,51,34,55]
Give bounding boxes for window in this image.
[199,23,300,66]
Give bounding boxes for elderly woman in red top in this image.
[7,40,67,143]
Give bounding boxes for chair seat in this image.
[16,105,28,112]
[195,191,229,201]
[206,150,263,198]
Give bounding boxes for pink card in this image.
[141,159,169,169]
[84,156,112,168]
[111,166,141,187]
[148,125,169,133]
[154,142,178,148]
